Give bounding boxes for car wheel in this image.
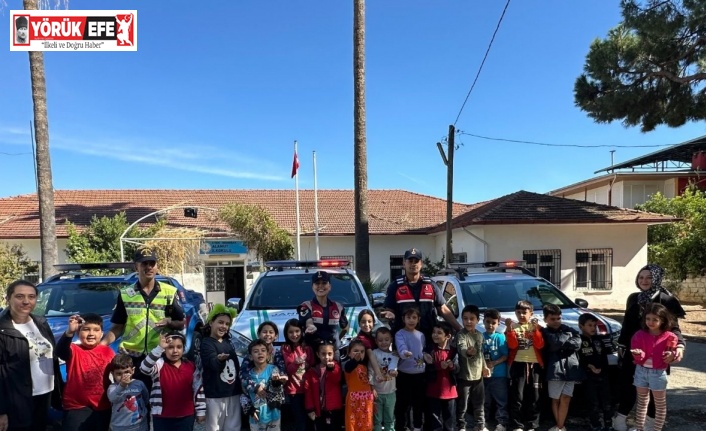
[189,329,203,370]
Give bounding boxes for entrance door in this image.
[223,266,245,301]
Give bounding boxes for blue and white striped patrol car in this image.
[229,260,376,359]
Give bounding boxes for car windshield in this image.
[459,278,575,312]
[249,273,366,310]
[36,282,121,317]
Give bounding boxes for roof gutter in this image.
[462,227,488,260]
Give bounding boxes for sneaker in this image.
[494,425,507,431]
[612,414,628,431]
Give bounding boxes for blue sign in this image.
[199,240,248,255]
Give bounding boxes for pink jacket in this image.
[630,329,679,370]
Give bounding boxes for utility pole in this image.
[437,125,455,267]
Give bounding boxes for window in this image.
[443,282,458,317]
[451,252,467,263]
[205,266,225,292]
[575,248,613,290]
[523,249,561,286]
[389,255,404,280]
[249,273,365,309]
[458,279,575,312]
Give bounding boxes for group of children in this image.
[57,300,679,431]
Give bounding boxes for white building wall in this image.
[612,181,624,208]
[443,227,488,262]
[480,224,648,308]
[566,192,584,201]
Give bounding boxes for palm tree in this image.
[25,0,59,280]
[353,0,370,282]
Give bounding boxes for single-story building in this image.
[0,188,673,307]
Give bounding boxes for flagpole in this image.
[313,151,320,260]
[294,140,301,260]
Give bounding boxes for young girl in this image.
[343,339,375,431]
[140,332,206,431]
[281,319,316,431]
[240,321,287,413]
[355,309,384,380]
[394,307,426,431]
[424,322,458,431]
[303,340,344,431]
[630,303,679,431]
[200,304,241,431]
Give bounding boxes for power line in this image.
[0,151,32,156]
[453,0,511,126]
[457,131,675,148]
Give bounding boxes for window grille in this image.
[389,255,404,281]
[574,248,613,291]
[523,249,561,286]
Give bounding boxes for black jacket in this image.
[541,324,583,381]
[0,309,63,428]
[618,291,686,366]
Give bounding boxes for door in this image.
[223,266,245,301]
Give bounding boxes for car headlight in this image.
[230,330,251,358]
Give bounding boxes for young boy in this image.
[373,327,399,431]
[541,304,582,431]
[303,340,344,431]
[57,313,115,431]
[424,321,458,431]
[107,354,150,431]
[455,304,490,431]
[242,339,287,431]
[482,309,509,431]
[394,307,427,431]
[505,300,544,431]
[578,313,614,431]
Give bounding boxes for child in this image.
[455,304,489,431]
[505,300,544,431]
[281,319,315,431]
[303,340,344,431]
[140,332,206,431]
[355,309,384,380]
[540,304,582,431]
[424,321,457,431]
[58,313,115,431]
[394,307,426,431]
[630,303,679,431]
[107,354,150,431]
[344,339,376,431]
[373,327,398,431]
[578,313,614,431]
[200,304,241,431]
[240,321,287,415]
[242,339,288,431]
[482,309,509,431]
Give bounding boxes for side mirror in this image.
[227,297,243,313]
[575,298,589,308]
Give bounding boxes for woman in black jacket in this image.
[612,264,686,431]
[0,279,62,431]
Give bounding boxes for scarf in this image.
[635,263,669,308]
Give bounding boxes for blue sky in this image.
[1,0,704,205]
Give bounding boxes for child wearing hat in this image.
[201,304,242,431]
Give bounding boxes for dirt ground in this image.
[596,303,706,340]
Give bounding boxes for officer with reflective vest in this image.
[101,247,185,389]
[380,248,461,342]
[297,270,349,348]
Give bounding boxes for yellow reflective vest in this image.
[119,281,177,356]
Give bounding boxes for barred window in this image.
[523,249,561,286]
[389,255,404,281]
[451,252,467,263]
[575,248,613,291]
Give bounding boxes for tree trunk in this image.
[353,0,370,282]
[25,0,58,281]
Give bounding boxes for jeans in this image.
[456,378,485,430]
[428,398,455,431]
[484,377,509,426]
[152,415,195,431]
[508,362,541,431]
[584,376,613,429]
[374,393,396,431]
[289,394,314,431]
[395,372,425,431]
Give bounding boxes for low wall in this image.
[675,277,706,304]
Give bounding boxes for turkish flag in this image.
[291,150,299,178]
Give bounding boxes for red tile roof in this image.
[429,190,675,232]
[0,189,476,239]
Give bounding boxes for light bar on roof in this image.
[264,260,351,270]
[448,260,527,269]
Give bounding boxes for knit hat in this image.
[206,303,237,323]
[15,16,28,29]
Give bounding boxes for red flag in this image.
[291,149,299,178]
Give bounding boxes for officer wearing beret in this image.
[380,248,461,342]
